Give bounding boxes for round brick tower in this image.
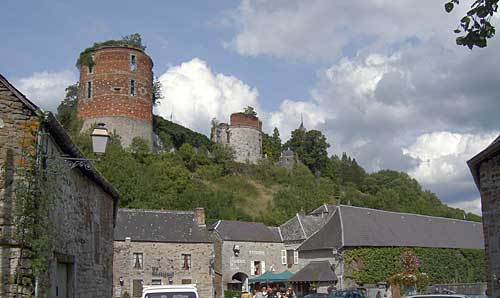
[228,113,262,164]
[77,45,153,149]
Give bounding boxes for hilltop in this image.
[60,111,480,225]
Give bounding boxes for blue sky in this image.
[2,0,500,214]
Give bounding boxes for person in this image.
[256,288,265,298]
[242,291,252,298]
[376,291,382,298]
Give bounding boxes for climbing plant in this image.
[12,116,66,297]
[343,247,485,286]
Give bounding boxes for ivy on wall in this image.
[343,247,486,285]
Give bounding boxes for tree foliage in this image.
[243,106,257,117]
[445,0,498,48]
[285,128,330,175]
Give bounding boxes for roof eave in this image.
[467,136,500,190]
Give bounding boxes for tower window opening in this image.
[87,81,92,98]
[88,64,93,74]
[129,79,136,96]
[130,54,137,71]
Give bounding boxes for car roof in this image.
[143,285,198,293]
[406,295,467,298]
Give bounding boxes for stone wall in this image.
[217,239,286,295]
[0,79,116,297]
[77,46,153,148]
[114,240,214,298]
[228,127,262,164]
[479,154,500,296]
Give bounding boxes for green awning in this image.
[248,271,294,284]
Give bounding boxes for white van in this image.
[141,285,199,298]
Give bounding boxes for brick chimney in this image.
[194,208,205,227]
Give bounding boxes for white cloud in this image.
[227,0,467,61]
[449,198,482,216]
[155,58,260,135]
[15,70,77,112]
[403,132,498,185]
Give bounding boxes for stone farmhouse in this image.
[468,135,500,297]
[296,205,484,295]
[0,74,120,298]
[210,220,285,296]
[113,208,214,298]
[211,113,263,164]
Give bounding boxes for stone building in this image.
[0,74,120,297]
[211,113,262,164]
[210,220,285,297]
[77,45,154,149]
[113,208,214,298]
[296,205,484,294]
[468,136,500,297]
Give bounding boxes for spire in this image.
[299,113,305,131]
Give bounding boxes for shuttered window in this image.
[281,250,287,265]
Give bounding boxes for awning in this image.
[248,271,294,284]
[288,261,337,283]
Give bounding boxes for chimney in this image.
[194,208,206,227]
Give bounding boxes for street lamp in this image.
[91,123,110,155]
[62,123,110,169]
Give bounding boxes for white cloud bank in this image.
[155,58,260,135]
[14,70,77,112]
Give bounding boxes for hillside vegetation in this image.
[62,112,480,226]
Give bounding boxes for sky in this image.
[2,0,499,215]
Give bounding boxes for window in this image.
[88,64,93,74]
[87,81,92,98]
[181,254,191,270]
[181,279,192,284]
[287,250,294,265]
[250,261,265,276]
[133,253,143,270]
[129,79,136,96]
[151,279,162,285]
[130,54,137,71]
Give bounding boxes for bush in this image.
[225,290,242,298]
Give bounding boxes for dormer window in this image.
[130,54,137,71]
[129,79,136,96]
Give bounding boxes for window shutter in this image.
[250,262,255,276]
[294,250,299,265]
[261,261,266,274]
[281,250,287,265]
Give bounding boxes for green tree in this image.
[56,83,82,136]
[243,106,257,117]
[285,129,330,175]
[445,0,497,48]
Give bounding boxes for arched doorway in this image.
[230,272,249,292]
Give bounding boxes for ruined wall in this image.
[0,80,115,298]
[228,127,262,164]
[479,154,500,296]
[113,240,214,298]
[77,46,153,148]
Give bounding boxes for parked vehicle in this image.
[304,293,330,298]
[405,294,469,298]
[329,289,366,298]
[142,285,199,298]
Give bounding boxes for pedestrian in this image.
[256,288,265,298]
[376,291,382,298]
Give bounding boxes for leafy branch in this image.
[445,0,498,48]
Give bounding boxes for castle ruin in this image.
[211,112,262,164]
[76,45,154,149]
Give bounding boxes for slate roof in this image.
[211,220,282,242]
[114,209,211,243]
[280,213,329,242]
[468,135,500,189]
[309,204,337,216]
[299,205,484,251]
[288,261,337,282]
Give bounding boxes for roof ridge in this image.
[338,205,481,225]
[296,213,307,238]
[119,208,194,215]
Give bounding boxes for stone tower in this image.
[211,112,262,164]
[76,45,154,148]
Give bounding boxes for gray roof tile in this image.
[212,220,282,242]
[299,205,484,251]
[114,209,211,243]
